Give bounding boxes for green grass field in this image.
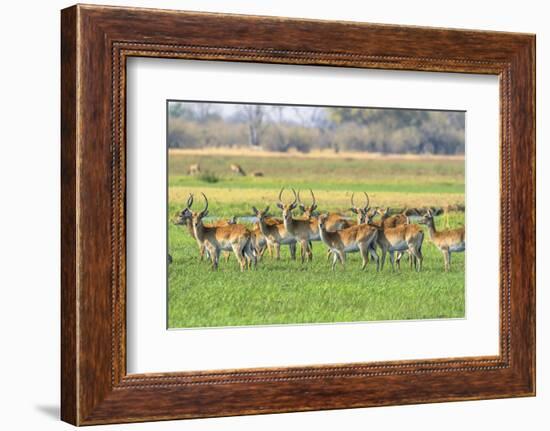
[168,149,465,328]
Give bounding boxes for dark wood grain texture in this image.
[60,4,535,425]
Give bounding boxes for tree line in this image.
[168,102,464,155]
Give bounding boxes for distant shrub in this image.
[198,171,219,183]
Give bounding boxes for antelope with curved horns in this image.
[251,206,297,260]
[349,192,371,225]
[174,193,236,261]
[190,193,256,271]
[277,187,319,263]
[318,191,371,262]
[298,189,353,231]
[317,213,379,271]
[419,209,465,272]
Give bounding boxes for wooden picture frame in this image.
[61,4,535,425]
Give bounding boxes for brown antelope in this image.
[230,163,246,176]
[175,194,241,263]
[370,207,412,268]
[317,213,379,271]
[249,224,268,259]
[298,189,353,230]
[348,192,372,225]
[372,218,425,272]
[316,191,370,262]
[252,206,297,260]
[188,163,201,175]
[277,188,321,263]
[419,209,465,272]
[190,193,255,271]
[377,207,409,228]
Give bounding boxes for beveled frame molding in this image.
[61,4,535,425]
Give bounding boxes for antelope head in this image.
[418,209,435,228]
[252,205,270,222]
[349,192,370,224]
[174,193,194,225]
[277,187,298,224]
[298,189,318,218]
[191,192,210,230]
[377,207,391,221]
[317,213,330,230]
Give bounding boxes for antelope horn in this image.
[363,192,370,210]
[278,187,285,204]
[309,189,316,207]
[297,190,303,204]
[290,188,298,207]
[200,192,209,215]
[186,193,194,209]
[350,192,356,208]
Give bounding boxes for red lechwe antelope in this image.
[175,194,236,261]
[251,206,297,260]
[298,189,356,261]
[298,189,353,230]
[374,207,412,268]
[189,193,255,271]
[377,207,409,228]
[419,209,465,272]
[348,192,372,225]
[229,163,246,176]
[370,211,425,272]
[317,213,379,271]
[187,163,201,175]
[277,188,322,263]
[317,191,371,262]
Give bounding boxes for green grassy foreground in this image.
[167,150,465,328]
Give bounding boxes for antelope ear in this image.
[276,203,284,210]
[290,202,297,210]
[312,204,318,211]
[202,210,209,217]
[252,206,259,214]
[264,205,270,214]
[349,207,357,214]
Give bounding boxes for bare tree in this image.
[293,107,326,129]
[242,105,265,147]
[268,106,288,151]
[193,103,220,123]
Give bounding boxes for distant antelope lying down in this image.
[419,209,465,272]
[230,163,246,176]
[317,213,379,271]
[188,163,201,175]
[190,193,256,271]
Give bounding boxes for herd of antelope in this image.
[173,188,465,273]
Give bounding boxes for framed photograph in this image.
[61,4,535,425]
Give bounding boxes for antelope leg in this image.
[368,246,380,272]
[331,251,338,271]
[289,242,297,260]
